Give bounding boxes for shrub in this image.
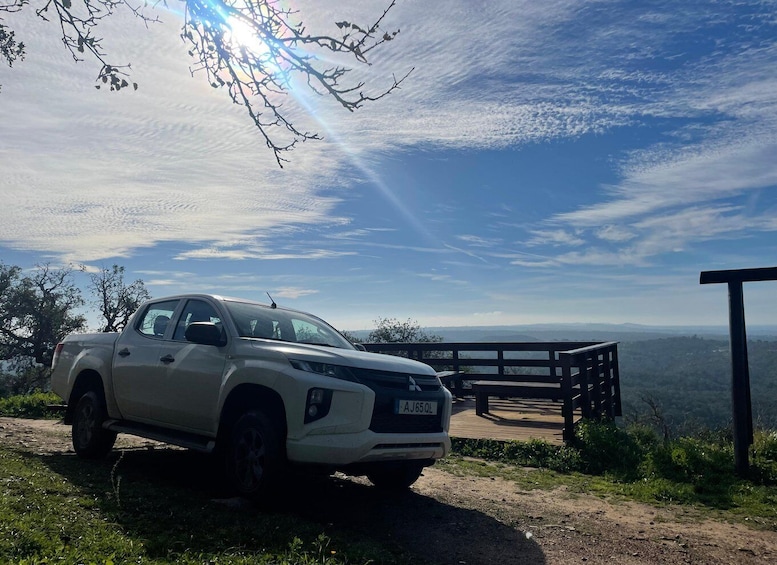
[574,418,644,479]
[450,437,582,472]
[751,430,777,484]
[0,391,62,419]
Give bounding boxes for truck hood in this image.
[252,340,437,376]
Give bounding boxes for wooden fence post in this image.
[611,345,623,417]
[602,351,613,418]
[560,353,575,442]
[727,281,753,476]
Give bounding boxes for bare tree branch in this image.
[88,264,151,332]
[1,0,411,166]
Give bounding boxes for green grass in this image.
[0,447,410,564]
[446,420,777,529]
[4,396,777,562]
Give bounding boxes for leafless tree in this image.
[1,0,411,165]
[88,264,150,332]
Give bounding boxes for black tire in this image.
[225,411,284,501]
[72,390,117,459]
[367,461,425,490]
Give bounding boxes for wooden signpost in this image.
[700,266,777,476]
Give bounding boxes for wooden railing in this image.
[363,341,621,441]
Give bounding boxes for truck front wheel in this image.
[72,391,117,459]
[225,411,284,501]
[367,461,425,490]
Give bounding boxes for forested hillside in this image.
[618,337,777,433]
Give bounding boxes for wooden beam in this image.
[700,266,777,284]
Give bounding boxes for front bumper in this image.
[286,429,450,465]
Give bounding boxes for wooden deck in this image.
[448,397,565,444]
[365,341,621,442]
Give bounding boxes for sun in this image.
[226,16,272,61]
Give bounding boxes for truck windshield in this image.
[224,301,355,350]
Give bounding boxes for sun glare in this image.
[226,16,271,60]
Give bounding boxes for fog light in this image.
[305,387,333,424]
[309,388,325,405]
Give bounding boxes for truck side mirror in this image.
[185,322,227,347]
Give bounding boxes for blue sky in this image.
[1,0,777,331]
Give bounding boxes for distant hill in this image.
[361,323,777,343]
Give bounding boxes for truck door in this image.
[112,299,181,422]
[150,298,227,434]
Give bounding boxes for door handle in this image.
[160,354,175,363]
[117,348,131,357]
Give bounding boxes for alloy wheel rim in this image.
[235,428,266,491]
[77,402,95,447]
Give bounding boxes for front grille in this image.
[370,409,443,433]
[351,368,441,392]
[350,367,445,434]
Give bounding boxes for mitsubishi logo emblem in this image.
[408,376,422,392]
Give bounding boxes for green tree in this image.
[0,263,85,394]
[0,12,24,93]
[339,329,362,344]
[0,263,85,365]
[1,0,410,166]
[88,264,151,332]
[366,317,443,344]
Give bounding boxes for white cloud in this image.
[525,229,584,247]
[596,225,636,243]
[2,0,777,329]
[455,235,502,248]
[273,287,319,299]
[416,273,468,286]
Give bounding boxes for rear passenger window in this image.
[137,300,179,338]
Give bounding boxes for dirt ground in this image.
[2,416,777,564]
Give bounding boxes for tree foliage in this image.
[366,317,442,344]
[0,263,85,366]
[88,264,151,332]
[0,1,24,83]
[1,0,410,165]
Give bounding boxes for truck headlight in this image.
[288,359,355,381]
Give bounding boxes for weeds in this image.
[450,418,777,525]
[451,437,582,472]
[0,391,62,418]
[110,450,125,508]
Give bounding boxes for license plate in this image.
[396,399,438,415]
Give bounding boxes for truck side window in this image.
[137,300,180,338]
[173,299,221,341]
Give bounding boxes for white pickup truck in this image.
[51,294,452,498]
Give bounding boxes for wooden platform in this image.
[448,397,565,444]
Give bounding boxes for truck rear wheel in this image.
[367,461,425,490]
[72,390,117,459]
[225,411,284,501]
